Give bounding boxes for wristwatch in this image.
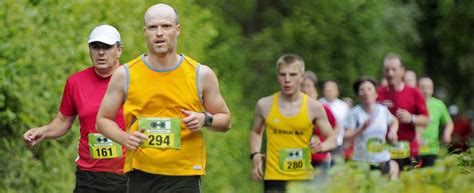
[250,152,260,160]
[203,112,213,127]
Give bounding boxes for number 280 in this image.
[287,160,304,170]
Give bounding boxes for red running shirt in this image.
[312,104,337,163]
[60,67,125,174]
[377,85,429,156]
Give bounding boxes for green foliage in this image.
[426,0,474,108]
[285,151,474,193]
[243,0,422,103]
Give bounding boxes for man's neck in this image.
[145,52,180,69]
[278,92,303,117]
[280,91,301,103]
[94,63,119,78]
[389,82,404,92]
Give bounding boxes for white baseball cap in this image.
[88,24,121,45]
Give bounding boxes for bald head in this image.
[418,77,433,99]
[322,80,340,101]
[144,3,179,25]
[404,70,417,87]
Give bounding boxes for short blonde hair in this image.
[276,54,305,72]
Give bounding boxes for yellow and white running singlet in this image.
[123,54,205,176]
[264,92,314,180]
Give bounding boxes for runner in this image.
[320,80,350,161]
[301,71,338,178]
[417,77,453,167]
[449,105,472,153]
[249,54,337,193]
[345,76,399,180]
[23,25,127,193]
[96,4,231,193]
[377,53,429,171]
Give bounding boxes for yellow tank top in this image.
[264,92,314,180]
[123,54,205,175]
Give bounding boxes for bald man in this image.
[404,70,417,87]
[418,77,453,167]
[96,3,231,193]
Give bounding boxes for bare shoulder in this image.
[257,95,273,108]
[256,95,273,116]
[198,64,216,79]
[307,97,325,118]
[307,97,323,110]
[198,64,219,93]
[108,65,127,88]
[114,65,127,77]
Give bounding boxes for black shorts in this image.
[73,168,127,193]
[394,156,421,171]
[369,161,391,175]
[421,155,438,167]
[128,169,201,193]
[264,180,287,193]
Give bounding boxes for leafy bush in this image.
[286,150,474,193]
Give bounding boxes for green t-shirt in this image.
[419,97,452,155]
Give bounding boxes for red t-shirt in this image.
[60,67,125,174]
[451,116,472,150]
[312,104,337,163]
[377,85,429,156]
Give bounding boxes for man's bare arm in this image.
[96,66,147,150]
[310,100,337,152]
[23,112,75,148]
[413,114,429,128]
[396,109,429,127]
[249,99,267,180]
[442,119,454,144]
[198,65,231,132]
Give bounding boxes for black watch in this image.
[203,112,213,127]
[250,152,260,160]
